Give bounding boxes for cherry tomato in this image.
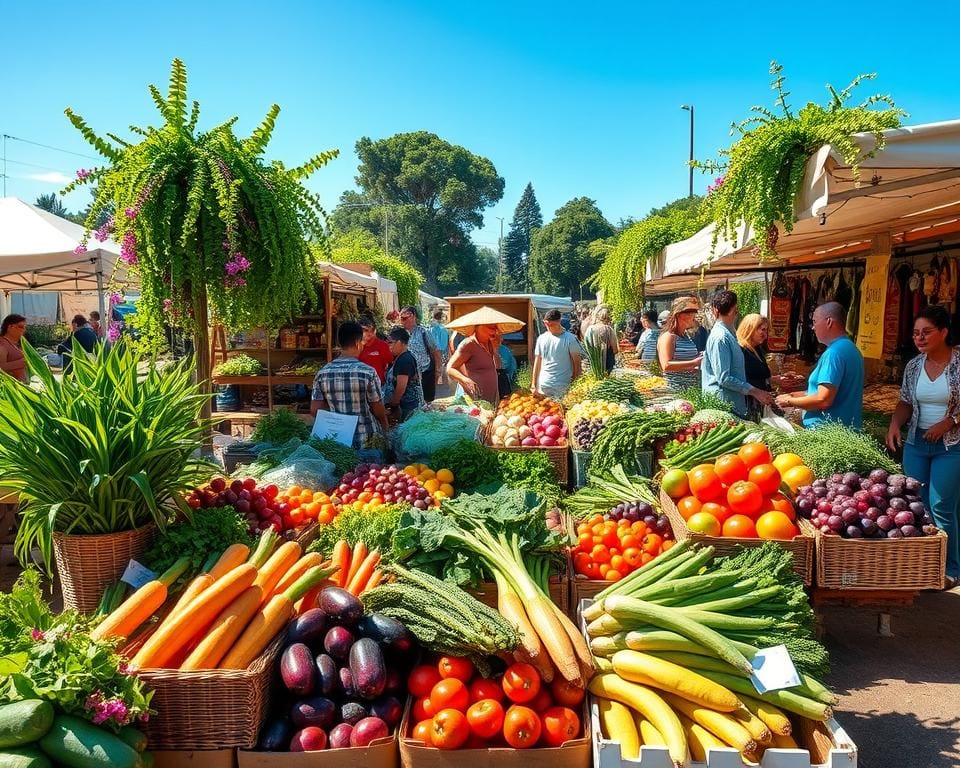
[412,719,433,744]
[622,547,642,568]
[609,555,625,572]
[641,533,663,554]
[550,678,586,708]
[541,706,581,747]
[501,662,541,704]
[413,697,435,722]
[503,705,542,749]
[408,665,442,698]
[430,678,469,713]
[469,678,505,704]
[466,699,505,739]
[431,708,470,749]
[439,656,475,682]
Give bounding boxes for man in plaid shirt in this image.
[310,321,388,449]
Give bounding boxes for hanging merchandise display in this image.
[883,273,901,356]
[767,273,792,352]
[855,253,890,359]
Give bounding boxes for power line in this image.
[2,134,100,162]
[3,157,70,172]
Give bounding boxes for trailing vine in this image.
[695,62,905,261]
[62,59,338,349]
[326,230,424,307]
[731,281,762,317]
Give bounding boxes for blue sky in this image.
[3,0,959,252]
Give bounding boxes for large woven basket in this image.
[815,528,947,590]
[53,524,157,613]
[489,444,570,487]
[660,489,815,585]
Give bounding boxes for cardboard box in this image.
[238,733,398,768]
[153,749,236,768]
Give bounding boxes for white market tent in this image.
[644,120,960,292]
[0,197,127,319]
[419,289,449,315]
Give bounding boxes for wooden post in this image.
[194,287,214,454]
[324,276,333,360]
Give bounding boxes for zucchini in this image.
[38,715,141,768]
[0,700,55,748]
[0,747,53,768]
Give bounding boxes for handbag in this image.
[497,369,512,398]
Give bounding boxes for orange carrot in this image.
[180,584,264,670]
[209,543,251,579]
[344,541,367,588]
[91,557,190,641]
[362,569,384,593]
[252,541,302,602]
[274,553,324,597]
[331,540,351,588]
[346,550,381,595]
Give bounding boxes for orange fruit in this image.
[676,496,703,520]
[436,469,455,484]
[755,511,799,540]
[772,453,804,475]
[714,454,748,485]
[782,465,815,493]
[738,443,772,469]
[687,511,721,536]
[701,501,734,525]
[661,469,690,500]
[748,464,782,496]
[765,493,797,520]
[287,485,303,497]
[727,481,763,516]
[722,514,758,538]
[688,466,724,502]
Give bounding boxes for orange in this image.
[727,481,763,516]
[755,511,799,540]
[772,453,805,475]
[765,493,797,520]
[436,469,455,484]
[687,511,721,536]
[688,466,724,502]
[738,443,772,469]
[439,483,455,497]
[661,469,690,500]
[782,465,815,493]
[701,501,734,525]
[722,514,758,538]
[714,454,749,485]
[748,464,782,496]
[287,485,303,497]
[676,496,703,520]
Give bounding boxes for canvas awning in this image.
[315,261,380,291]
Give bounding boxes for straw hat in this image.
[445,306,526,336]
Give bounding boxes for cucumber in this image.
[116,725,148,753]
[0,747,53,768]
[0,700,55,748]
[38,715,141,768]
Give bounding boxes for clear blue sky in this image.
[3,0,959,253]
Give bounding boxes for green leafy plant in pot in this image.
[0,340,214,611]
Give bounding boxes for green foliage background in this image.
[327,229,424,307]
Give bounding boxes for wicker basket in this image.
[53,524,158,613]
[815,528,947,590]
[491,444,570,487]
[134,634,283,750]
[660,489,815,585]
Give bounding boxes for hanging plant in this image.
[61,59,338,372]
[731,281,762,317]
[695,62,905,261]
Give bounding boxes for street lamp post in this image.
[495,216,505,287]
[681,105,694,198]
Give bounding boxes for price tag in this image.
[311,410,359,447]
[749,644,801,693]
[120,559,157,589]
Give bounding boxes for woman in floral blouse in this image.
[887,304,960,589]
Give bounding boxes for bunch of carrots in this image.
[91,531,381,671]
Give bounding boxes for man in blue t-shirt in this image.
[775,302,864,428]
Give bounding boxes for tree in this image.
[438,245,498,296]
[529,197,614,298]
[332,132,504,292]
[502,182,542,290]
[327,229,424,308]
[35,193,70,218]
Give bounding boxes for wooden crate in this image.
[815,527,946,590]
[660,489,815,585]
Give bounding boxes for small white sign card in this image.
[311,410,359,447]
[750,644,801,693]
[120,559,158,589]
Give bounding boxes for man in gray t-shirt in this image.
[532,309,583,399]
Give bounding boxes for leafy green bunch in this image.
[696,62,905,261]
[144,507,253,583]
[250,408,311,444]
[62,58,339,347]
[0,342,214,571]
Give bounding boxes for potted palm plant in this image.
[0,341,213,611]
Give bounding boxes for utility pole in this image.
[681,105,694,197]
[496,216,505,288]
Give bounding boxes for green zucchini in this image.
[38,715,141,768]
[0,747,53,768]
[0,700,55,748]
[116,726,147,753]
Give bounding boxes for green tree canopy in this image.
[34,193,70,219]
[502,182,542,290]
[326,229,424,308]
[529,197,614,298]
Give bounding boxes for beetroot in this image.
[290,726,327,752]
[350,717,389,747]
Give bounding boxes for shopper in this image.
[310,321,388,449]
[446,321,502,406]
[0,314,28,383]
[635,309,660,360]
[358,317,393,384]
[399,306,441,402]
[383,327,423,423]
[736,313,773,418]
[656,296,703,391]
[494,329,518,395]
[429,310,451,386]
[624,314,642,346]
[89,310,104,339]
[583,305,617,374]
[702,291,773,417]
[886,305,960,588]
[775,301,864,428]
[57,314,100,374]
[532,308,583,399]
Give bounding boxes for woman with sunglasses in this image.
[0,314,28,383]
[656,296,703,391]
[887,304,960,589]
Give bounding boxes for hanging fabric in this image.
[846,269,861,340]
[768,273,791,352]
[883,272,901,357]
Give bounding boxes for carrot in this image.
[362,569,384,593]
[91,557,191,641]
[331,541,351,588]
[209,543,251,579]
[130,563,258,669]
[180,584,264,670]
[346,550,381,595]
[248,530,280,567]
[220,566,336,669]
[344,541,367,589]
[165,551,222,622]
[274,553,325,598]
[253,541,302,602]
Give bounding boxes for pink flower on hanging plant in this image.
[107,321,122,343]
[225,252,251,276]
[94,216,115,242]
[706,175,726,195]
[30,628,45,642]
[76,168,91,180]
[124,207,138,220]
[120,230,138,265]
[73,244,87,256]
[109,292,123,307]
[224,275,247,288]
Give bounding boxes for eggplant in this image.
[323,626,355,661]
[257,717,293,751]
[281,643,317,696]
[383,667,402,695]
[290,696,336,730]
[315,653,340,698]
[340,701,369,725]
[288,609,328,649]
[349,638,386,700]
[357,613,413,652]
[320,587,364,626]
[370,696,403,728]
[339,666,357,698]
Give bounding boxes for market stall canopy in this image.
[419,289,449,311]
[445,306,526,335]
[645,120,960,291]
[0,197,128,291]
[452,293,574,313]
[315,261,380,291]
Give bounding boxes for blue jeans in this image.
[903,433,960,578]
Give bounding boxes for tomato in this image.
[604,569,622,582]
[714,454,749,485]
[748,463,782,496]
[431,708,470,750]
[529,688,553,712]
[622,547,642,568]
[413,697,435,722]
[676,495,703,520]
[700,501,733,525]
[503,705,542,749]
[738,442,772,469]
[408,664,443,698]
[641,533,663,554]
[687,511,721,536]
[618,533,640,549]
[727,481,763,516]
[660,468,690,499]
[688,466,724,502]
[590,544,611,564]
[412,719,434,744]
[439,656,475,682]
[430,678,470,713]
[541,706,580,747]
[583,562,601,580]
[502,662,541,704]
[722,514,758,538]
[755,510,799,540]
[609,555,625,572]
[466,699,505,739]
[602,530,619,549]
[469,678,504,704]
[550,678,586,708]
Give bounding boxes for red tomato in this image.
[412,697,435,722]
[503,705,542,749]
[622,547,642,568]
[408,665,442,698]
[590,544,611,564]
[466,699,505,739]
[641,533,663,554]
[541,706,580,747]
[469,678,505,704]
[439,656,475,682]
[412,719,434,745]
[431,709,470,750]
[502,662,541,704]
[529,688,553,713]
[430,678,469,713]
[550,678,586,708]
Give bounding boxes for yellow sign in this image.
[857,252,891,359]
